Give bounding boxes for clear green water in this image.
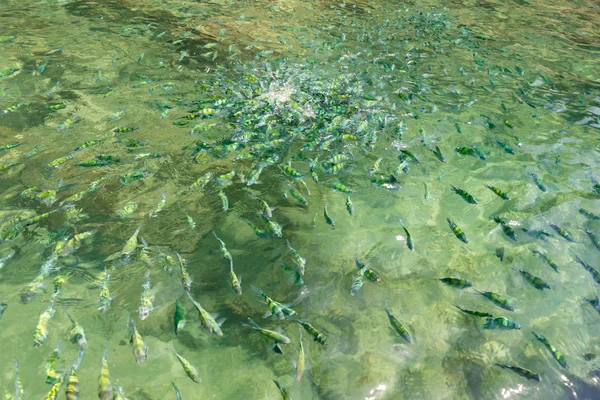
[0,0,599,399]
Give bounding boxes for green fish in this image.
[453,303,493,318]
[293,320,326,345]
[439,277,472,289]
[532,331,567,369]
[174,297,186,335]
[385,307,412,344]
[531,250,559,273]
[332,182,353,193]
[346,196,354,216]
[280,162,302,178]
[350,267,365,296]
[0,68,19,78]
[213,231,233,268]
[574,256,600,284]
[451,186,477,204]
[483,316,521,330]
[495,139,515,154]
[398,219,414,251]
[280,264,304,286]
[289,187,307,206]
[485,184,510,200]
[241,218,267,239]
[171,382,183,400]
[324,200,335,227]
[73,139,101,152]
[431,145,446,162]
[44,340,61,384]
[512,267,550,290]
[120,170,148,184]
[172,346,201,383]
[218,190,229,211]
[495,364,541,381]
[243,318,291,344]
[549,224,575,242]
[399,149,420,163]
[579,208,600,220]
[447,218,468,243]
[253,286,295,319]
[475,290,514,311]
[493,216,518,241]
[273,380,291,400]
[530,173,547,192]
[455,146,478,157]
[584,228,600,251]
[260,213,283,237]
[471,145,487,160]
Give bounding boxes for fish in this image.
[172,345,201,383]
[332,182,353,193]
[385,307,412,344]
[346,196,354,215]
[583,295,600,315]
[241,218,267,239]
[213,231,234,268]
[483,316,521,330]
[177,253,192,292]
[495,364,540,381]
[34,299,56,347]
[174,297,186,335]
[44,340,61,383]
[399,149,420,163]
[530,249,559,273]
[98,267,111,312]
[296,329,305,381]
[453,303,493,318]
[273,380,291,400]
[0,249,15,270]
[584,228,600,251]
[243,317,291,344]
[66,312,87,348]
[493,216,518,241]
[495,139,515,154]
[287,240,306,275]
[138,270,154,320]
[229,265,242,295]
[532,331,567,369]
[398,219,414,250]
[43,375,63,400]
[447,218,468,243]
[122,224,142,257]
[253,286,295,319]
[65,350,84,400]
[512,267,550,290]
[350,267,366,296]
[13,360,24,400]
[128,318,148,364]
[530,173,547,192]
[439,277,472,289]
[431,145,446,162]
[118,203,137,218]
[522,228,553,241]
[293,320,326,345]
[324,200,335,227]
[549,224,575,242]
[280,162,302,178]
[148,192,167,217]
[450,186,477,204]
[0,68,19,79]
[475,290,515,311]
[98,349,112,400]
[0,302,6,319]
[455,146,478,157]
[186,291,222,336]
[280,264,305,286]
[120,169,149,184]
[260,213,283,237]
[172,382,183,400]
[289,187,308,206]
[471,145,487,160]
[485,185,510,200]
[579,208,600,220]
[574,256,600,284]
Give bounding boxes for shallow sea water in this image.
[0,0,599,399]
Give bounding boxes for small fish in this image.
[475,290,514,311]
[471,145,487,160]
[118,202,137,218]
[455,146,478,157]
[399,149,420,163]
[332,182,353,193]
[447,218,468,243]
[583,296,600,315]
[385,307,412,344]
[44,47,62,55]
[177,253,192,292]
[584,228,600,251]
[574,256,600,284]
[261,212,283,237]
[531,250,559,273]
[439,277,472,289]
[522,228,554,241]
[98,268,111,312]
[273,380,291,400]
[218,190,229,211]
[451,186,477,204]
[43,375,63,400]
[495,364,540,381]
[0,68,19,79]
[253,286,295,319]
[0,249,15,270]
[287,240,306,275]
[294,320,326,345]
[350,267,366,296]
[66,312,87,348]
[148,192,166,217]
[0,302,6,319]
[485,184,510,200]
[296,329,305,381]
[493,216,518,241]
[346,196,354,216]
[289,187,308,206]
[496,139,515,154]
[579,208,600,220]
[120,169,149,184]
[98,349,112,400]
[171,382,183,400]
[34,299,56,347]
[13,360,24,400]
[229,265,242,295]
[174,297,186,335]
[398,219,414,250]
[280,162,302,178]
[128,318,148,364]
[549,224,575,242]
[280,264,305,286]
[241,218,267,239]
[431,145,446,162]
[453,303,493,318]
[324,200,335,227]
[532,331,567,369]
[186,292,222,336]
[138,271,154,320]
[172,346,201,383]
[483,316,521,330]
[44,340,61,384]
[512,267,550,290]
[243,317,291,344]
[530,173,547,192]
[65,350,84,400]
[213,231,233,268]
